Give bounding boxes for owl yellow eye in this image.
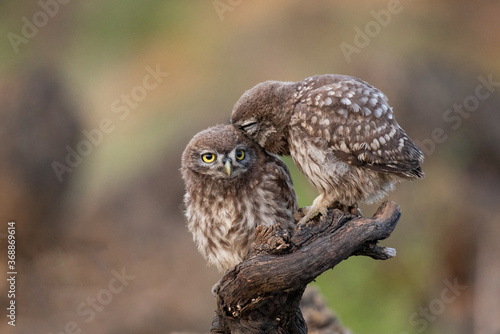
[202,153,215,163]
[235,150,245,160]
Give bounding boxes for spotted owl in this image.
[231,74,424,224]
[181,124,298,272]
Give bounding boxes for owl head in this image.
[231,81,294,156]
[181,124,260,182]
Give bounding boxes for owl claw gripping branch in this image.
[182,74,423,271]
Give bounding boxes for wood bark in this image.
[211,200,401,334]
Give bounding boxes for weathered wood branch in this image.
[211,200,401,334]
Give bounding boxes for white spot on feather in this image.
[337,108,347,117]
[324,129,331,141]
[398,138,405,151]
[340,141,349,152]
[341,98,352,105]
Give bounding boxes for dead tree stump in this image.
[211,200,401,333]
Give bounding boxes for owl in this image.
[231,74,424,224]
[181,124,298,272]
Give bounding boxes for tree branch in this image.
[211,200,401,333]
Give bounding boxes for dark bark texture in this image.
[211,200,401,334]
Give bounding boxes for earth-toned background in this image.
[1,1,499,333]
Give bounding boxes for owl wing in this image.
[263,153,299,223]
[291,75,424,178]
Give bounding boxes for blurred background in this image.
[1,1,499,333]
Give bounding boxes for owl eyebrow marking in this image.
[200,149,217,155]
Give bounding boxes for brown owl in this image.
[181,124,298,272]
[231,74,424,224]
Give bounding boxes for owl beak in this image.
[224,160,232,176]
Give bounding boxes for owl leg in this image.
[297,194,330,225]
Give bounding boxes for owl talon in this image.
[297,206,328,225]
[351,206,363,217]
[329,201,363,217]
[297,213,314,226]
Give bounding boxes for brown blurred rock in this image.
[0,66,81,258]
[0,66,82,333]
